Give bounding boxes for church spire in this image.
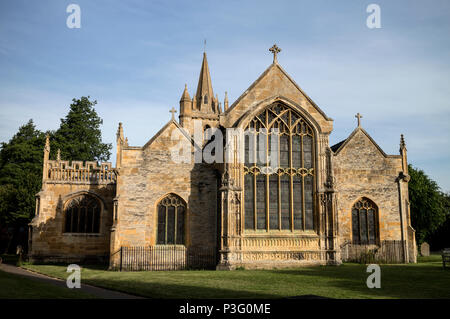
[195,52,215,112]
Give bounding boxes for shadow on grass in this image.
[81,275,278,299]
[24,260,450,299]
[267,263,450,299]
[25,263,279,298]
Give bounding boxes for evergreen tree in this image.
[52,96,111,162]
[0,120,45,225]
[0,120,45,252]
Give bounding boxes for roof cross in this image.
[269,44,281,63]
[355,113,363,127]
[170,107,177,120]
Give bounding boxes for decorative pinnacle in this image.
[170,107,177,120]
[269,44,281,63]
[400,134,406,149]
[355,113,363,127]
[56,149,61,161]
[117,122,124,142]
[44,134,50,152]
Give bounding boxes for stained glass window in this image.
[64,195,100,233]
[244,103,315,231]
[157,194,186,245]
[352,198,378,245]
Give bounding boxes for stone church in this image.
[29,45,416,269]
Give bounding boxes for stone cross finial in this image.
[355,113,363,127]
[170,107,177,120]
[269,44,281,63]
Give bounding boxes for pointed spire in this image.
[224,91,229,111]
[195,52,214,111]
[180,84,191,102]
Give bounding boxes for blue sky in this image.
[0,0,449,191]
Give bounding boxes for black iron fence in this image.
[110,245,217,271]
[341,240,405,264]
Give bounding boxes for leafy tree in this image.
[408,164,447,245]
[51,96,111,162]
[429,192,450,250]
[0,97,111,253]
[0,120,45,252]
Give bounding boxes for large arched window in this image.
[64,195,101,233]
[157,194,186,245]
[244,103,315,231]
[352,198,378,245]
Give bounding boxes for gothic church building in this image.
[29,46,417,268]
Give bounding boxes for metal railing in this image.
[341,240,405,263]
[110,245,217,271]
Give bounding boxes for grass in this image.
[0,270,96,299]
[21,254,450,299]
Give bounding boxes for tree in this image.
[408,164,447,245]
[52,96,111,162]
[0,120,45,252]
[428,192,450,250]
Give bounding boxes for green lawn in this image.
[0,270,95,299]
[22,254,450,299]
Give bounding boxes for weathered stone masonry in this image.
[29,46,416,267]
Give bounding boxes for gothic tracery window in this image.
[64,195,101,233]
[352,198,378,245]
[244,103,315,231]
[157,194,186,245]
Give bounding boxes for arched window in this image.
[64,195,101,233]
[204,125,211,143]
[203,94,208,104]
[244,103,315,231]
[352,198,378,245]
[157,194,186,245]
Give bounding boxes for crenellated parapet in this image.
[45,160,116,184]
[41,134,116,185]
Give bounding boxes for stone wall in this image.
[113,121,218,253]
[29,183,115,262]
[333,128,404,244]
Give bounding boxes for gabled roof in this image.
[224,62,332,121]
[140,119,201,152]
[332,126,399,158]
